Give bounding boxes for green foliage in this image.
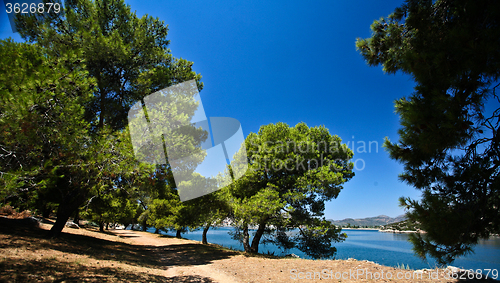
[4,0,205,237]
[222,122,354,258]
[148,197,180,230]
[0,39,153,237]
[357,0,500,265]
[15,0,203,131]
[81,167,142,230]
[0,39,93,211]
[146,183,230,240]
[380,219,420,232]
[295,219,346,259]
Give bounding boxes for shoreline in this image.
[2,219,497,282]
[378,229,423,233]
[340,227,381,231]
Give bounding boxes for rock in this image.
[26,217,40,226]
[65,221,80,229]
[284,253,300,258]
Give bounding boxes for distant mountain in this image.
[327,215,406,227]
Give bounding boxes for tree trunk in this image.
[73,209,80,226]
[154,228,159,234]
[141,218,147,232]
[41,204,51,219]
[202,223,211,245]
[176,229,182,238]
[250,222,267,254]
[99,221,104,232]
[242,225,251,252]
[47,208,72,238]
[47,186,87,238]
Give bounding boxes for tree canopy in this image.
[0,39,97,234]
[2,1,356,258]
[16,0,202,132]
[222,122,354,258]
[356,0,500,265]
[3,0,203,237]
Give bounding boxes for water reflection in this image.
[479,236,500,248]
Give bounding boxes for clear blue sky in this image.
[1,0,424,220]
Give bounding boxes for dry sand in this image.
[0,219,493,282]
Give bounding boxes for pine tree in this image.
[356,0,500,265]
[9,0,204,237]
[222,122,354,258]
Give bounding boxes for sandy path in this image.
[110,229,239,283]
[106,229,495,283]
[2,220,490,282]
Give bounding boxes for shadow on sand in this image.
[0,217,236,282]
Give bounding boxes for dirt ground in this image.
[0,218,494,282]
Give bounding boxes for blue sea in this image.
[147,226,500,271]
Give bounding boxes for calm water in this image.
[148,227,500,271]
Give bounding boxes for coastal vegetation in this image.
[1,0,354,261]
[221,122,354,258]
[379,220,422,233]
[329,214,406,228]
[0,0,498,276]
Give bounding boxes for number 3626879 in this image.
[5,2,61,14]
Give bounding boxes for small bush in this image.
[0,205,15,216]
[16,210,33,219]
[0,205,32,219]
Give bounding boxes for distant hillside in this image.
[379,219,421,232]
[328,215,406,227]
